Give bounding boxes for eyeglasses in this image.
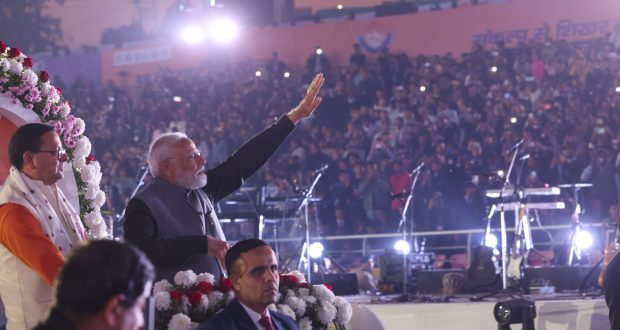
[165,152,202,162]
[32,147,66,159]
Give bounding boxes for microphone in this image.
[504,139,524,154]
[290,179,302,193]
[391,191,411,199]
[409,162,425,176]
[314,164,329,174]
[519,153,531,161]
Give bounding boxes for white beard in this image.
[178,171,207,190]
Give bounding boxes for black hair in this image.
[8,123,55,170]
[55,240,155,314]
[225,239,271,275]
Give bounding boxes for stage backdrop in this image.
[98,0,620,86]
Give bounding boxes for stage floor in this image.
[346,293,610,330]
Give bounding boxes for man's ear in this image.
[102,294,124,327]
[22,151,34,169]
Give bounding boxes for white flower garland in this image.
[0,42,107,238]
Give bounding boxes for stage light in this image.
[209,18,239,44]
[419,85,426,92]
[491,66,498,73]
[173,96,182,103]
[316,48,323,55]
[484,234,498,249]
[337,4,343,10]
[182,26,205,44]
[576,231,593,250]
[255,70,262,77]
[394,239,411,255]
[510,117,517,124]
[615,86,620,93]
[210,0,216,7]
[309,242,324,259]
[497,170,505,177]
[283,71,291,78]
[494,299,536,330]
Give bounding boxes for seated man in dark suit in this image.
[199,239,298,330]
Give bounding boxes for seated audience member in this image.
[199,239,298,330]
[34,240,155,330]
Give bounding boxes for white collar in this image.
[239,300,271,330]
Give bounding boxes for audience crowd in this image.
[60,35,620,265]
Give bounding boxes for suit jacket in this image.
[124,116,296,281]
[605,253,620,330]
[198,299,299,330]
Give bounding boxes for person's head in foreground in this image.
[226,239,279,314]
[35,240,155,330]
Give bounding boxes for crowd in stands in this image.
[60,35,620,265]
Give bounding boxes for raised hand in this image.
[287,73,325,123]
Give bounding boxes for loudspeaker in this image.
[311,273,359,296]
[523,265,599,291]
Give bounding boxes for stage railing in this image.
[257,222,609,265]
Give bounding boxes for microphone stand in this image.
[396,162,424,296]
[295,168,326,283]
[494,143,521,290]
[117,166,150,240]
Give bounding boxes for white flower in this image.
[284,295,307,317]
[207,291,223,308]
[298,288,310,297]
[73,154,86,168]
[47,86,60,104]
[80,164,95,183]
[85,184,100,200]
[0,59,9,72]
[334,296,352,324]
[167,313,192,330]
[153,280,173,294]
[196,272,215,284]
[277,304,296,320]
[285,289,294,299]
[299,317,312,330]
[21,69,38,86]
[9,59,22,74]
[154,292,172,311]
[198,295,209,311]
[180,296,190,314]
[40,82,51,96]
[90,161,102,186]
[316,302,337,325]
[90,222,108,238]
[73,118,85,136]
[289,270,307,283]
[174,270,197,287]
[92,190,106,208]
[313,285,336,304]
[302,295,317,305]
[74,136,92,158]
[58,102,71,116]
[83,209,101,228]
